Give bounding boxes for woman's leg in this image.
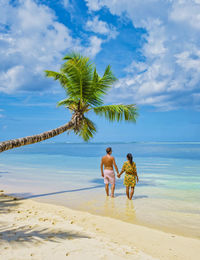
[129,187,135,200]
[126,186,130,199]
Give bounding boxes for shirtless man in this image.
[101,147,119,197]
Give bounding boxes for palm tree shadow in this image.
[0,171,9,178]
[0,194,21,214]
[7,184,104,200]
[0,226,91,244]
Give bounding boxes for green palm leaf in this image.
[44,71,69,87]
[62,53,94,102]
[88,66,117,107]
[92,104,138,122]
[77,117,97,141]
[57,98,79,111]
[98,65,117,90]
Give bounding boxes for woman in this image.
[117,153,139,200]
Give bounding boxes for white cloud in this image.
[85,16,118,39]
[0,0,77,93]
[86,0,200,110]
[85,0,103,11]
[83,36,103,58]
[0,0,105,94]
[0,65,26,93]
[84,16,117,57]
[62,0,70,9]
[175,50,200,72]
[170,1,200,29]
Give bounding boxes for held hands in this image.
[117,173,121,178]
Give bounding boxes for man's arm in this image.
[118,163,125,178]
[101,159,104,177]
[113,158,119,174]
[118,169,124,178]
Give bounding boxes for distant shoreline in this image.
[39,141,200,144]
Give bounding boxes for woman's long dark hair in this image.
[127,153,133,165]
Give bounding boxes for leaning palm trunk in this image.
[0,112,82,153]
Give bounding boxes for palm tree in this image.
[0,53,138,153]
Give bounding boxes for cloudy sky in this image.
[0,0,200,142]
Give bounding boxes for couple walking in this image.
[101,147,139,199]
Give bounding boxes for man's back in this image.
[102,155,114,170]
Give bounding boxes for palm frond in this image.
[84,66,117,107]
[92,104,138,122]
[91,66,116,96]
[45,54,117,109]
[99,65,117,89]
[63,52,81,61]
[45,71,70,88]
[57,98,79,112]
[61,54,94,102]
[77,117,97,142]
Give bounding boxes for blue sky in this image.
[0,0,200,142]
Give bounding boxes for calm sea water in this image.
[1,142,200,238]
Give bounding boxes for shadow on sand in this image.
[0,194,21,214]
[0,171,9,178]
[3,177,151,202]
[0,226,90,244]
[0,194,90,245]
[7,184,104,200]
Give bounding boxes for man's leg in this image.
[105,184,109,196]
[111,184,115,197]
[126,186,129,199]
[129,187,135,200]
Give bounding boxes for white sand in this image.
[0,192,200,260]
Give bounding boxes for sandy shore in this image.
[0,192,200,260]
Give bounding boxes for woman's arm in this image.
[118,169,124,178]
[117,163,125,178]
[135,165,139,183]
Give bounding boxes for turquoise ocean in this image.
[1,142,200,238]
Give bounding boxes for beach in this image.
[1,142,200,239]
[1,192,200,260]
[1,142,200,259]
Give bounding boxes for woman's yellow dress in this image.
[122,161,137,187]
